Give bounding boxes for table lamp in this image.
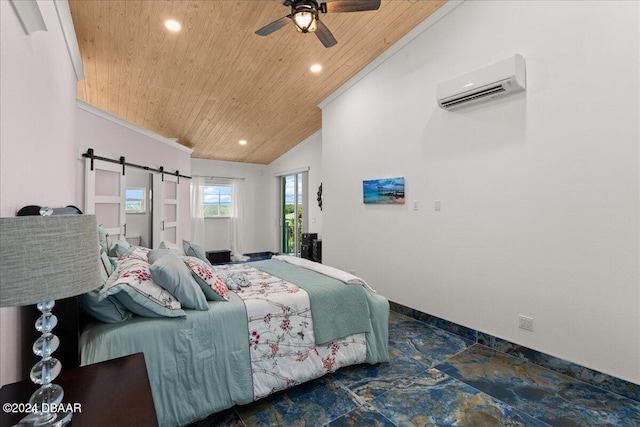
[0,213,100,427]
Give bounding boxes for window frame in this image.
[202,181,233,219]
[125,187,147,214]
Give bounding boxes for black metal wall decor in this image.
[316,183,323,211]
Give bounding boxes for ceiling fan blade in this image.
[255,15,292,36]
[322,0,381,13]
[315,19,337,48]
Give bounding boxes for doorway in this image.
[125,169,153,248]
[281,172,307,256]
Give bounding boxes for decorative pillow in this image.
[79,291,133,323]
[150,252,208,310]
[183,240,208,262]
[99,257,185,318]
[217,271,251,291]
[109,240,134,258]
[124,246,150,262]
[183,256,229,301]
[147,249,173,265]
[159,241,185,256]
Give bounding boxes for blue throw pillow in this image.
[183,240,208,263]
[79,291,133,323]
[98,224,110,254]
[100,258,185,318]
[109,240,134,257]
[150,252,209,310]
[148,249,173,265]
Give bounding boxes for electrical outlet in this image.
[519,315,533,331]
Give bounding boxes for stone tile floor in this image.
[191,311,640,426]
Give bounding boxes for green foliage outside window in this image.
[204,204,231,217]
[283,204,303,255]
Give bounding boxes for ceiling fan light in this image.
[308,18,318,33]
[293,10,316,33]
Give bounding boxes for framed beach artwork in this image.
[363,177,405,204]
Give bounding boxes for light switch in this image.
[413,200,419,210]
[434,200,441,211]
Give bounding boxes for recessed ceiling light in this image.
[239,139,248,145]
[310,64,322,73]
[165,19,181,32]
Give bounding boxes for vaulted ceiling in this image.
[69,0,446,164]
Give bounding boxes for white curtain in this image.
[230,179,248,261]
[190,176,205,246]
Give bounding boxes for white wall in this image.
[191,159,271,253]
[0,0,80,385]
[191,131,323,255]
[268,131,324,243]
[321,1,639,384]
[75,106,192,245]
[0,4,193,382]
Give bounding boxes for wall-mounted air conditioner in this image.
[437,54,526,110]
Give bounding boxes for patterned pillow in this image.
[99,257,185,318]
[183,256,229,301]
[125,246,150,262]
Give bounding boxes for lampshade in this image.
[0,215,101,308]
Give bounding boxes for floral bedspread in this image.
[215,263,367,400]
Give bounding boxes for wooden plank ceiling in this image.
[70,0,446,164]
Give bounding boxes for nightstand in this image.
[0,353,158,427]
[206,250,232,264]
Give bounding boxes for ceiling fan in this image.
[255,0,382,48]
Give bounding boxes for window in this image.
[203,184,232,218]
[125,187,146,214]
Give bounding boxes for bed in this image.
[78,241,389,427]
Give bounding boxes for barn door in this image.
[153,172,180,247]
[85,158,126,240]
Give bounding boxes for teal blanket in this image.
[250,259,371,345]
[80,292,253,427]
[80,260,389,427]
